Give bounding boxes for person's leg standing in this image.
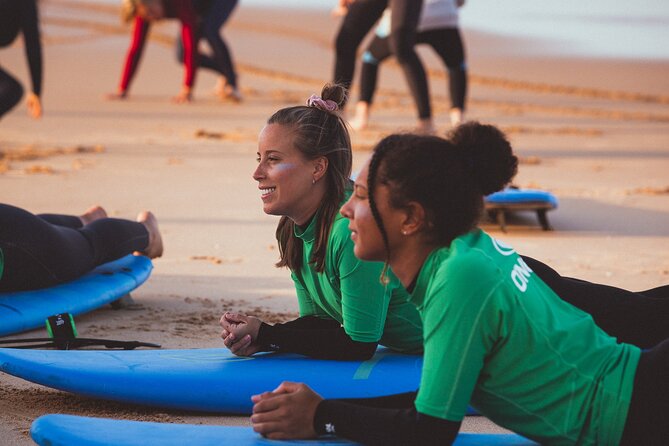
[201,0,239,88]
[387,0,430,122]
[424,28,467,113]
[359,35,393,105]
[333,0,387,100]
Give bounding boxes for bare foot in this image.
[79,205,108,226]
[349,101,370,131]
[414,118,436,135]
[137,211,163,259]
[449,108,464,127]
[220,84,243,103]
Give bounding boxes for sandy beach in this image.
[1,0,669,444]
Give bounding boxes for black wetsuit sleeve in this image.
[21,0,42,97]
[256,316,378,361]
[313,393,461,446]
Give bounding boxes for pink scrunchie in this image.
[306,94,338,112]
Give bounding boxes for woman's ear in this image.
[312,156,329,183]
[400,201,427,236]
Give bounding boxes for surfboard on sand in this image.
[31,414,539,446]
[485,187,558,231]
[0,347,427,414]
[0,254,153,337]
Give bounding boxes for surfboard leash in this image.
[0,313,161,350]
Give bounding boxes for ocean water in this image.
[243,0,669,61]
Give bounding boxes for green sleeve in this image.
[415,254,503,421]
[291,271,327,318]
[335,232,388,343]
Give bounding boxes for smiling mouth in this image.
[260,187,276,198]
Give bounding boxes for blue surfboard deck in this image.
[485,188,558,207]
[31,415,539,446]
[485,188,558,231]
[0,347,437,414]
[0,254,153,337]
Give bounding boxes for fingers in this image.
[253,421,287,438]
[251,390,276,404]
[252,396,283,415]
[224,312,246,323]
[222,332,234,347]
[229,334,252,355]
[220,312,244,333]
[273,381,302,394]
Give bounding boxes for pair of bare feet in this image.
[349,101,464,134]
[78,205,163,259]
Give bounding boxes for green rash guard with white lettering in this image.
[411,229,640,445]
[291,209,423,353]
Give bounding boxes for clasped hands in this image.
[220,312,263,356]
[220,314,324,439]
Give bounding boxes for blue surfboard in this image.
[485,187,558,231]
[31,414,539,446]
[0,347,429,414]
[0,254,153,337]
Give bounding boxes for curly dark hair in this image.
[367,122,518,263]
[269,84,352,272]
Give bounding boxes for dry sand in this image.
[1,0,668,444]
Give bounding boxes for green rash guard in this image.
[411,229,640,445]
[291,209,423,353]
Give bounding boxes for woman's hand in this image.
[220,312,262,356]
[26,92,42,119]
[251,382,322,440]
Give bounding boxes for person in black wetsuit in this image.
[0,204,163,293]
[333,0,434,133]
[176,0,242,101]
[0,0,43,120]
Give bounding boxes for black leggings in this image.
[176,0,239,88]
[620,338,669,445]
[360,27,467,111]
[523,256,669,349]
[334,0,429,117]
[0,204,148,292]
[0,66,24,118]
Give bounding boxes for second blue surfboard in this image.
[0,254,153,337]
[31,414,538,446]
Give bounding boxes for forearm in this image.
[256,316,378,360]
[314,399,460,445]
